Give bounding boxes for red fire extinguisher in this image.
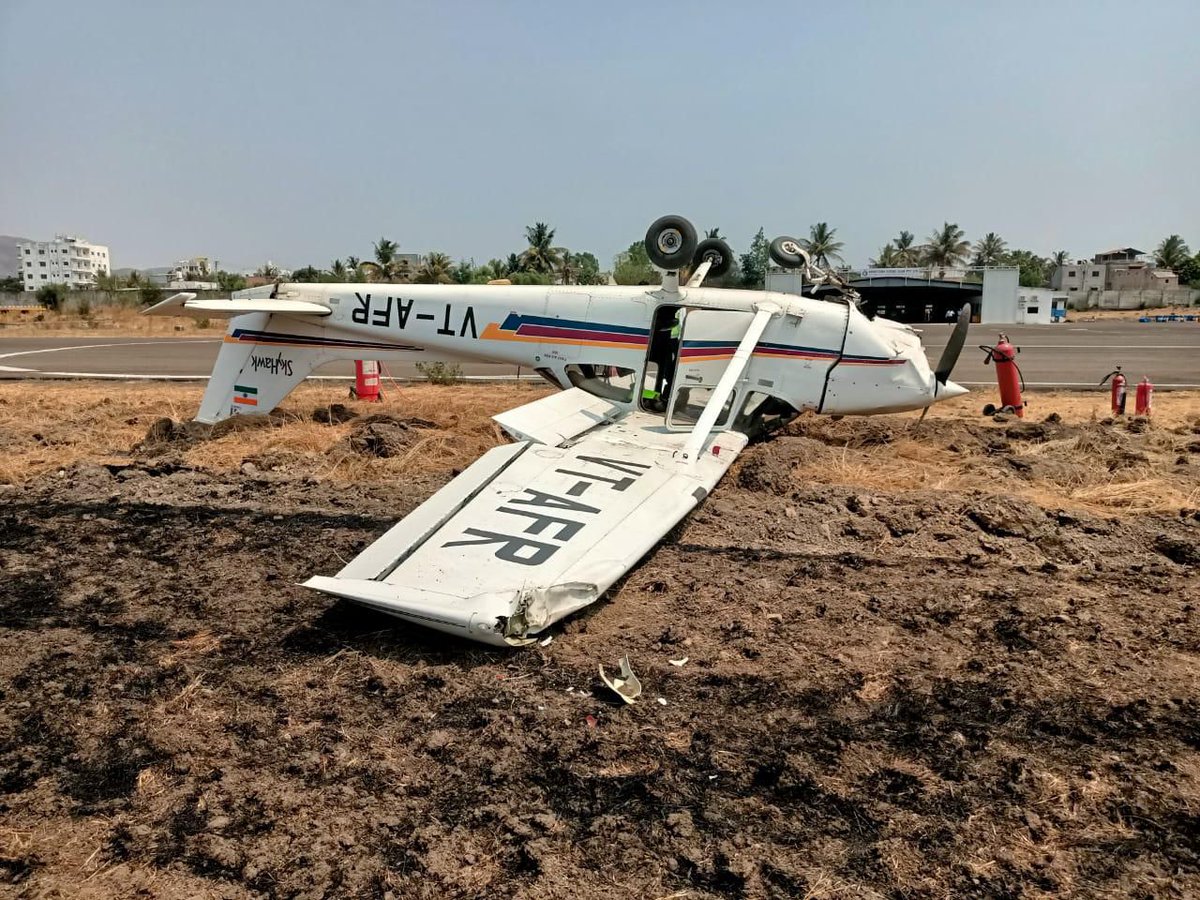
[1100,366,1126,415]
[980,334,1025,418]
[1135,376,1153,417]
[351,360,382,402]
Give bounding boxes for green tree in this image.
[93,271,123,294]
[1155,234,1191,271]
[573,251,602,285]
[924,223,970,268]
[739,228,769,289]
[254,262,280,278]
[361,238,410,283]
[450,259,475,285]
[893,230,919,266]
[1174,253,1200,285]
[971,232,1007,266]
[138,282,164,306]
[556,250,578,285]
[0,275,22,293]
[216,270,247,292]
[705,227,724,239]
[36,283,68,310]
[345,255,362,279]
[507,271,554,286]
[800,222,844,267]
[872,243,902,267]
[505,252,524,274]
[520,222,562,274]
[415,251,453,284]
[292,265,324,282]
[1004,249,1049,288]
[329,259,348,280]
[613,241,661,286]
[474,259,510,282]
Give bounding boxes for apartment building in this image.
[18,235,110,290]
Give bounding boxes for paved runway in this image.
[0,320,1197,387]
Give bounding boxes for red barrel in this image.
[352,360,382,402]
[1135,376,1153,417]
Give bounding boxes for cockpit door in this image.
[665,308,757,430]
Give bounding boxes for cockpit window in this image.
[564,364,636,403]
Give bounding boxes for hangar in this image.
[787,267,1029,325]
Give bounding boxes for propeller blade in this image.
[935,303,971,385]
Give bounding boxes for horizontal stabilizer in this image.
[142,292,331,318]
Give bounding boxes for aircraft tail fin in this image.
[196,313,328,423]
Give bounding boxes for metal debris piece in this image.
[657,697,668,706]
[539,635,553,647]
[669,656,689,667]
[598,655,642,705]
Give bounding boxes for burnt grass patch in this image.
[0,424,1198,897]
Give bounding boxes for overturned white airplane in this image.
[146,216,970,646]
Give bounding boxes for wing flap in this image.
[142,292,331,318]
[304,412,747,645]
[492,387,624,445]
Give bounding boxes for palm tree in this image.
[330,259,348,280]
[415,251,453,284]
[705,227,723,240]
[556,251,577,285]
[477,259,509,281]
[505,253,524,275]
[361,237,410,283]
[892,230,919,266]
[520,222,562,274]
[872,243,902,268]
[345,255,362,279]
[800,222,844,267]
[924,223,971,268]
[972,232,1008,266]
[1155,235,1191,271]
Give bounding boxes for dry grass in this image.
[1,381,1197,516]
[788,391,1200,515]
[0,304,225,338]
[0,380,551,486]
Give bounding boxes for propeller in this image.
[919,303,971,422]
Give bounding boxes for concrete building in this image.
[1051,247,1178,294]
[17,235,110,290]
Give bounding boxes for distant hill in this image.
[0,236,32,277]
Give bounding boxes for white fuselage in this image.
[216,281,963,424]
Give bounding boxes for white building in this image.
[18,235,110,290]
[982,280,1067,325]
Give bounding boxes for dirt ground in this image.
[1,383,1199,898]
[0,305,225,339]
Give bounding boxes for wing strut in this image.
[678,302,778,464]
[685,259,713,288]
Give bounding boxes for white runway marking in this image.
[0,339,218,364]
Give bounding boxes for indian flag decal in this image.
[233,384,259,406]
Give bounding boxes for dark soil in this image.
[1,419,1199,898]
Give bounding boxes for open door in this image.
[665,308,756,430]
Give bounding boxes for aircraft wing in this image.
[304,395,747,646]
[142,292,331,318]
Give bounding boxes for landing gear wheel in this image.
[982,403,997,416]
[644,215,698,270]
[691,238,733,278]
[769,236,811,269]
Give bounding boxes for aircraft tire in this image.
[769,236,811,269]
[692,238,733,278]
[645,215,698,270]
[982,403,997,416]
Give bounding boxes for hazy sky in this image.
[2,1,1197,272]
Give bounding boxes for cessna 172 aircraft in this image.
[146,215,971,646]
